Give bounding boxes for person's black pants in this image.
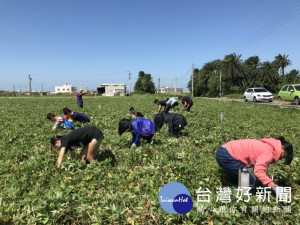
[164,102,178,114]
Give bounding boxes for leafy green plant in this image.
[0,96,299,224]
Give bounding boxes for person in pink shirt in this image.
[215,136,293,193]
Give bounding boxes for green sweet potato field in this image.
[0,95,299,224]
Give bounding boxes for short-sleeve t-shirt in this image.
[133,110,144,118]
[182,96,193,105]
[158,100,167,106]
[167,97,177,106]
[61,127,103,150]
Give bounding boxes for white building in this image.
[54,84,77,94]
[97,84,126,96]
[157,86,183,94]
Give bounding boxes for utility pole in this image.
[13,85,15,94]
[41,83,43,94]
[28,74,32,95]
[128,70,131,95]
[219,71,222,97]
[191,64,194,97]
[81,81,83,90]
[175,77,177,93]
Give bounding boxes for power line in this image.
[0,70,130,78]
[178,66,192,80]
[226,0,300,53]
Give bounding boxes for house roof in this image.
[99,84,126,86]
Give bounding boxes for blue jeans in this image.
[216,146,257,190]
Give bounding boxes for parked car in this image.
[243,88,273,102]
[277,84,300,105]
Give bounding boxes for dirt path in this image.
[196,97,300,109]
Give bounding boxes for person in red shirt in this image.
[215,137,293,194]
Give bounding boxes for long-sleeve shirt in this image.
[224,138,282,187]
[77,92,84,104]
[162,113,187,134]
[130,118,156,144]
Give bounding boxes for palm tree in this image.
[273,54,292,76]
[243,56,261,87]
[221,53,245,92]
[259,61,279,92]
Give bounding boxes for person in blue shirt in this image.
[118,118,156,147]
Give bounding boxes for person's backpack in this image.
[63,119,75,130]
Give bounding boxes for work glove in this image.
[131,143,137,148]
[271,185,281,196]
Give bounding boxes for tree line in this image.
[133,54,300,96]
[187,53,300,97]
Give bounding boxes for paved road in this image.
[197,97,300,109]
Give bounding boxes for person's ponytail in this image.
[276,136,293,165]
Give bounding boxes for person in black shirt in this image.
[154,99,167,113]
[154,113,187,138]
[63,107,90,123]
[50,127,104,168]
[178,96,193,112]
[129,107,144,118]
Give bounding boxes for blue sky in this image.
[0,0,300,92]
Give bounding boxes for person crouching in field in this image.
[50,127,104,168]
[47,113,75,130]
[178,95,193,112]
[165,97,179,114]
[154,113,187,138]
[118,118,156,147]
[129,107,144,118]
[215,136,293,194]
[154,99,167,113]
[63,107,90,123]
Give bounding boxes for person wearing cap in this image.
[178,95,193,112]
[77,89,86,108]
[215,137,293,194]
[129,107,144,118]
